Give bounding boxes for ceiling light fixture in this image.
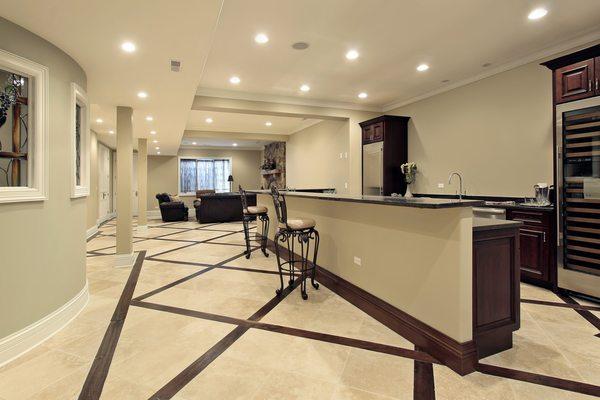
[229,76,241,84]
[254,33,269,44]
[205,117,213,124]
[346,49,359,60]
[137,91,148,98]
[300,84,310,92]
[155,146,160,150]
[152,140,158,143]
[157,151,161,155]
[150,130,157,135]
[528,8,548,20]
[416,64,429,72]
[145,115,153,121]
[265,121,272,126]
[232,143,238,147]
[358,92,368,99]
[192,142,197,145]
[121,41,136,53]
[96,118,103,123]
[109,130,114,134]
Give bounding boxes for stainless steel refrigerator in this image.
[556,98,600,299]
[362,141,383,196]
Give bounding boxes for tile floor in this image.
[0,217,599,399]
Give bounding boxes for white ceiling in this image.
[181,137,273,150]
[2,0,600,155]
[186,110,321,135]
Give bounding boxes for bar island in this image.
[252,191,521,375]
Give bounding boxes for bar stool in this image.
[239,186,269,258]
[270,186,319,300]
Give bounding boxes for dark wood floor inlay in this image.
[476,363,600,397]
[556,292,600,333]
[414,346,436,400]
[78,251,147,400]
[521,298,600,312]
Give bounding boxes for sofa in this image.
[156,193,189,222]
[193,192,256,223]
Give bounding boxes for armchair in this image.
[156,193,189,222]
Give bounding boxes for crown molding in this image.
[195,87,381,113]
[382,30,600,111]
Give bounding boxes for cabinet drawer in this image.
[507,210,550,227]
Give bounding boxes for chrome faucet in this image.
[448,172,464,201]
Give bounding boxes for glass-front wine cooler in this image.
[561,105,600,278]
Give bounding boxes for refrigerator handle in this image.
[380,147,384,195]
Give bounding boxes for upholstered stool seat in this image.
[239,186,269,259]
[245,205,268,215]
[280,217,316,231]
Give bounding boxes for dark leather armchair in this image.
[193,192,256,223]
[156,193,189,222]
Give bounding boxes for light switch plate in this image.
[438,183,444,189]
[353,256,362,266]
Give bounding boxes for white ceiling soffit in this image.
[186,110,322,135]
[199,0,600,111]
[0,0,225,156]
[181,137,271,150]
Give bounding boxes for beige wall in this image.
[0,18,87,337]
[287,120,349,193]
[388,62,553,197]
[258,194,473,342]
[147,148,262,211]
[87,130,99,230]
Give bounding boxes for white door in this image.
[132,153,139,215]
[98,144,111,219]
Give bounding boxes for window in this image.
[179,157,231,194]
[70,82,90,198]
[0,49,48,203]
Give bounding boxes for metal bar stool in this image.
[239,186,269,258]
[270,186,319,300]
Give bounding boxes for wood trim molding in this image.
[86,224,99,240]
[0,282,89,367]
[267,239,478,375]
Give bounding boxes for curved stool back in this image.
[238,185,269,258]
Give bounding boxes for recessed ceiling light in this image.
[157,151,161,155]
[205,117,213,124]
[96,118,103,123]
[150,130,157,135]
[155,146,160,150]
[254,33,269,44]
[358,92,368,99]
[145,115,153,121]
[232,143,238,147]
[291,42,309,50]
[229,76,241,84]
[137,91,148,98]
[346,49,359,60]
[192,142,197,145]
[528,8,548,20]
[121,41,136,53]
[300,84,310,92]
[109,130,114,134]
[152,140,158,143]
[416,64,429,72]
[265,121,272,126]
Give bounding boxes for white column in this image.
[115,106,134,267]
[137,138,148,231]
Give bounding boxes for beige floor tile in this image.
[251,370,338,399]
[26,364,90,400]
[331,386,397,400]
[160,229,228,242]
[159,242,246,265]
[433,366,514,400]
[0,350,88,399]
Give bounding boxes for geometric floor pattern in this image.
[0,217,599,399]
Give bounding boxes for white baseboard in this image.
[0,282,89,367]
[146,210,161,219]
[86,225,98,239]
[114,252,137,268]
[97,212,116,225]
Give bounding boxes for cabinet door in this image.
[372,122,384,141]
[362,125,374,143]
[596,57,600,95]
[519,227,549,281]
[555,59,595,104]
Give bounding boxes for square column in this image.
[115,106,134,267]
[137,138,148,230]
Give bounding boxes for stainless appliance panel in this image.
[362,142,383,196]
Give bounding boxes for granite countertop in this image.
[473,217,523,232]
[250,190,484,209]
[489,203,555,212]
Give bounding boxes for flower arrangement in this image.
[400,162,417,184]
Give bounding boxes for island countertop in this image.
[249,190,484,209]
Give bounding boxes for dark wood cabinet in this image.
[543,45,600,105]
[506,208,556,289]
[555,59,596,104]
[360,115,409,196]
